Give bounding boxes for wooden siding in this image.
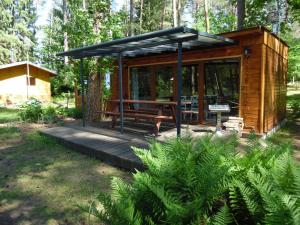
[106,27,288,134]
[263,35,288,132]
[0,64,52,105]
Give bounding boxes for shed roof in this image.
[0,61,56,76]
[57,26,236,59]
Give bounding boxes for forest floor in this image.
[0,110,131,225]
[0,90,299,225]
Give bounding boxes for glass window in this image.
[182,65,198,97]
[204,61,240,116]
[130,67,151,100]
[27,76,36,86]
[156,66,173,101]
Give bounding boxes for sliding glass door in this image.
[182,65,198,97]
[130,67,152,101]
[204,61,240,117]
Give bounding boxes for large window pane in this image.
[130,67,151,100]
[156,66,173,101]
[182,65,198,97]
[204,61,240,116]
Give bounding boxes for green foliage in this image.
[19,99,43,122]
[41,0,126,96]
[0,0,37,64]
[0,107,20,123]
[19,99,59,123]
[57,107,82,119]
[283,33,300,81]
[290,101,300,118]
[83,135,300,225]
[41,105,57,123]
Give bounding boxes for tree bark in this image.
[82,0,86,10]
[139,0,143,33]
[204,0,210,32]
[237,0,245,30]
[63,0,69,64]
[129,0,134,36]
[172,0,178,27]
[177,0,181,26]
[160,0,166,29]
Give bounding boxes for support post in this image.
[118,53,124,133]
[176,42,182,137]
[80,58,85,127]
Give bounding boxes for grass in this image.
[0,90,299,224]
[0,107,20,123]
[0,107,131,224]
[267,89,300,152]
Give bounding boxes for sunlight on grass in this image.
[0,131,131,225]
[0,126,21,141]
[0,107,20,123]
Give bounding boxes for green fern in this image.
[81,134,300,225]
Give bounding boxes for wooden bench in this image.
[98,111,173,136]
[124,108,160,115]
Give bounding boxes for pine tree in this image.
[0,0,37,64]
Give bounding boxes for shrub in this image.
[19,99,58,123]
[19,99,43,122]
[81,135,300,225]
[57,107,82,119]
[290,100,300,118]
[41,105,57,123]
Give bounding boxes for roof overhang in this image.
[57,26,237,59]
[0,61,57,76]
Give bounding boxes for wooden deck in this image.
[40,120,216,171]
[40,125,148,171]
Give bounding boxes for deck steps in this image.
[40,126,146,171]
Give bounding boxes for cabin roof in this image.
[0,61,57,76]
[57,26,236,59]
[220,26,289,47]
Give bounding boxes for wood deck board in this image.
[40,126,144,171]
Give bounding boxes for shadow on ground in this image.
[0,131,131,225]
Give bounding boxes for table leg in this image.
[170,105,177,123]
[112,104,119,128]
[216,112,222,132]
[154,118,161,136]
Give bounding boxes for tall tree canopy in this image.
[0,0,37,64]
[2,0,299,92]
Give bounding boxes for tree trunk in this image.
[237,0,245,30]
[63,0,69,64]
[172,0,178,27]
[86,73,102,122]
[204,0,210,32]
[160,0,166,29]
[82,0,86,10]
[129,0,134,36]
[139,0,143,33]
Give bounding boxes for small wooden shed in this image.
[109,26,288,135]
[0,61,56,105]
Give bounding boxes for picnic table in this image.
[99,99,177,135]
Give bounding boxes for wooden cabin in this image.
[0,61,56,106]
[109,27,288,135]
